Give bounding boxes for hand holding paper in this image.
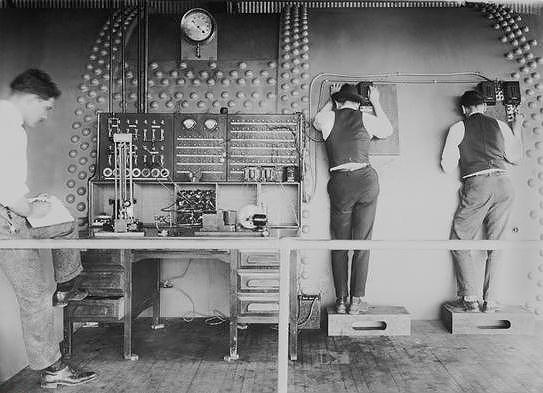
[29,200,52,218]
[26,195,74,228]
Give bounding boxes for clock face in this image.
[180,8,215,44]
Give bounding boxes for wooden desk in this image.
[64,243,299,362]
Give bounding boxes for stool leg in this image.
[151,259,164,330]
[62,307,73,359]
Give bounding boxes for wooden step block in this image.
[441,304,535,335]
[327,305,411,336]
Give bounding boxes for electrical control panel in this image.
[227,114,301,182]
[175,189,216,227]
[501,81,521,105]
[477,81,497,106]
[356,81,373,106]
[97,113,174,181]
[95,112,302,183]
[174,114,227,182]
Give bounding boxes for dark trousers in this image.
[327,166,379,298]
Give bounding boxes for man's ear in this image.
[461,105,467,116]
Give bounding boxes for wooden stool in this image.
[441,303,535,335]
[327,305,411,336]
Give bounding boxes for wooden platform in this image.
[328,305,411,336]
[441,304,535,335]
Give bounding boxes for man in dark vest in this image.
[441,90,522,312]
[313,83,393,314]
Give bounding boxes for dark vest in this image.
[459,113,507,177]
[325,108,370,168]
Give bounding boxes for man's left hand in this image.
[368,86,380,105]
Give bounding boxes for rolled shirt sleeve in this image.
[0,101,30,207]
[441,121,464,173]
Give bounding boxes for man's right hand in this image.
[30,200,52,218]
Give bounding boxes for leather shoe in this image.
[41,365,97,389]
[449,297,479,312]
[335,297,348,314]
[482,301,501,313]
[348,296,369,314]
[53,288,88,307]
[462,298,480,312]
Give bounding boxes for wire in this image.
[297,295,318,328]
[303,71,496,203]
[168,262,227,326]
[279,182,300,227]
[165,259,193,281]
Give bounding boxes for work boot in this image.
[348,296,369,314]
[448,297,479,312]
[482,300,501,313]
[40,363,97,389]
[461,296,480,312]
[335,297,348,314]
[53,275,88,307]
[53,288,88,307]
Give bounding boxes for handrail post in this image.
[278,244,291,393]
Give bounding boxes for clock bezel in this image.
[180,8,216,45]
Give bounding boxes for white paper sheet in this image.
[26,196,74,228]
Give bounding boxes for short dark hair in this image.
[10,69,61,100]
[460,90,484,107]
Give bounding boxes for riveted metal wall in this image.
[478,3,543,315]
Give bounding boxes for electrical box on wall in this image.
[502,81,521,105]
[477,81,497,105]
[179,8,218,60]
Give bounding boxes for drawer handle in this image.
[247,279,279,288]
[247,255,278,263]
[247,303,279,312]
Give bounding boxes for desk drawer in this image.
[238,270,279,291]
[239,251,279,268]
[69,297,124,320]
[80,271,124,296]
[238,293,279,316]
[82,250,121,266]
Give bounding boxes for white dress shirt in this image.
[0,100,29,206]
[441,114,522,177]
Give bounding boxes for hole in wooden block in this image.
[476,320,511,330]
[351,321,387,331]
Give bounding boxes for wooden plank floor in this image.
[2,319,543,393]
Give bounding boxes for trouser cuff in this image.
[56,265,83,284]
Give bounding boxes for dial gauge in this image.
[180,8,216,44]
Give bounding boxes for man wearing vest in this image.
[441,90,522,313]
[313,83,393,314]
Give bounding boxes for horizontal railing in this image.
[0,238,540,250]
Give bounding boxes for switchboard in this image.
[227,114,301,182]
[95,112,302,183]
[174,114,227,182]
[97,113,174,181]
